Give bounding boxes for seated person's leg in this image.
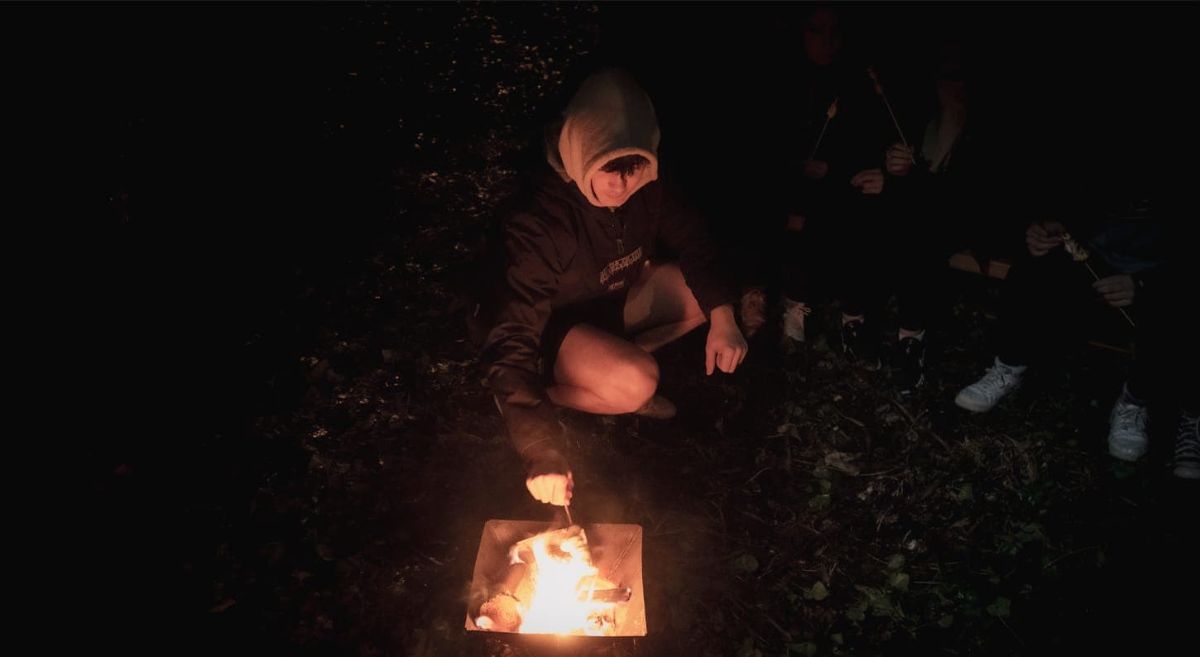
[1175,339,1200,478]
[956,252,1092,413]
[779,223,817,341]
[995,252,1090,367]
[547,323,659,415]
[838,190,890,312]
[1157,269,1200,477]
[895,236,955,335]
[1110,291,1160,461]
[891,241,945,391]
[893,180,959,337]
[1125,278,1167,404]
[831,196,888,364]
[624,261,707,353]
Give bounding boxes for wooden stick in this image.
[868,67,916,163]
[809,97,838,160]
[1083,261,1137,328]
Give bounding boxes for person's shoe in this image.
[954,357,1025,413]
[781,297,809,342]
[634,395,677,420]
[1173,411,1200,479]
[893,337,926,394]
[1107,392,1149,462]
[841,319,880,369]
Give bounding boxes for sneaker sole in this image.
[954,393,995,413]
[1108,444,1147,462]
[1173,465,1200,480]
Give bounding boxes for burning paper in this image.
[466,521,646,637]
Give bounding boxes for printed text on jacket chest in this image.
[598,246,644,292]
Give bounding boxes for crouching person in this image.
[475,69,748,506]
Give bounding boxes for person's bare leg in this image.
[545,263,704,416]
[545,323,659,414]
[624,262,707,353]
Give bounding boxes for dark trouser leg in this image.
[1127,270,1195,408]
[829,192,888,321]
[892,177,958,333]
[995,251,1092,367]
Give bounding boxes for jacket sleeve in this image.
[480,206,571,465]
[655,183,740,316]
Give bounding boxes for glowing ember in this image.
[475,526,619,635]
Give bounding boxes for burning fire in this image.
[475,526,620,635]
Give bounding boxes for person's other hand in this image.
[850,168,885,195]
[1026,220,1066,257]
[803,159,830,180]
[885,143,914,176]
[706,305,749,374]
[1094,274,1136,308]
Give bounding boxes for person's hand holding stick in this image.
[1062,232,1137,328]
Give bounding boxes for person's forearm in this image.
[710,303,736,325]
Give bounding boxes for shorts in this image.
[540,293,629,382]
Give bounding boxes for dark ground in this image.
[70,2,1200,655]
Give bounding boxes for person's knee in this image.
[683,304,707,329]
[606,352,659,413]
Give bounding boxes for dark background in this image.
[37,1,1198,654]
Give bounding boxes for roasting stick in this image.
[810,97,839,160]
[868,66,916,163]
[1063,232,1136,328]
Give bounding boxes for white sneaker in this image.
[782,297,809,342]
[1107,394,1149,462]
[954,357,1025,413]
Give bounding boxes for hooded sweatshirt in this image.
[552,69,661,207]
[479,70,737,466]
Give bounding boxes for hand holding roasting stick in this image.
[809,97,839,160]
[867,66,916,164]
[1062,232,1137,328]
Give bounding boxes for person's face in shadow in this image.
[802,8,843,67]
[937,76,967,114]
[591,169,634,207]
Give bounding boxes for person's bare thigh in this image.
[624,262,705,333]
[623,262,706,352]
[552,323,657,397]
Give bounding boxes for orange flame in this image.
[476,526,619,635]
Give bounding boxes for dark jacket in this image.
[478,167,737,465]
